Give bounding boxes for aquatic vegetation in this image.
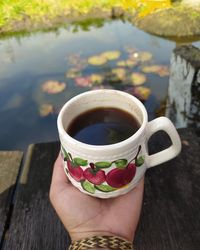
[88,55,107,66]
[89,74,104,85]
[137,51,153,62]
[41,80,66,94]
[75,76,91,87]
[141,65,170,77]
[111,68,126,81]
[100,50,121,60]
[66,68,82,78]
[116,59,137,67]
[39,104,54,117]
[126,86,151,101]
[131,72,146,85]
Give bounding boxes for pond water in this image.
[0,19,200,150]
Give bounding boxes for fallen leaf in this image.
[131,73,146,85]
[75,76,91,87]
[39,104,54,117]
[89,74,104,85]
[100,51,121,60]
[88,55,107,66]
[41,80,66,94]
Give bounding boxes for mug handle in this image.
[145,117,182,168]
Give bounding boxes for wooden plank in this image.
[0,151,23,246]
[3,129,200,250]
[134,128,200,250]
[2,142,70,250]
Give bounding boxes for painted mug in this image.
[57,90,181,198]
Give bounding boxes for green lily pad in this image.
[41,80,66,94]
[95,184,116,192]
[74,158,88,166]
[39,104,53,117]
[131,73,146,86]
[100,51,121,60]
[114,159,128,168]
[138,52,153,62]
[88,55,107,66]
[65,68,82,79]
[89,74,104,85]
[136,155,145,167]
[81,181,95,194]
[111,68,126,81]
[95,161,111,168]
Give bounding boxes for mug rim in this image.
[57,89,148,151]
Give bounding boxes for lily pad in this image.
[126,86,151,101]
[39,104,54,117]
[117,60,137,67]
[89,74,104,85]
[111,68,126,81]
[135,86,151,101]
[65,68,82,78]
[75,77,91,87]
[141,65,169,77]
[100,50,121,60]
[41,80,66,94]
[138,52,153,62]
[81,181,95,194]
[95,184,116,192]
[131,73,146,85]
[88,55,107,66]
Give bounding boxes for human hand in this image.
[50,153,144,242]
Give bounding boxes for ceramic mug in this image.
[57,89,181,198]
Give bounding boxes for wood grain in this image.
[2,129,200,250]
[2,142,70,250]
[0,151,23,246]
[134,129,200,250]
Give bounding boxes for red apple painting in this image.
[106,162,136,188]
[84,163,106,185]
[61,145,145,194]
[66,159,84,182]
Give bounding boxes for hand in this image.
[50,154,144,242]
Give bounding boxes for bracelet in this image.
[69,235,133,250]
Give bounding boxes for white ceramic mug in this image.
[57,90,181,198]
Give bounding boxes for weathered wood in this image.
[135,128,200,249]
[0,151,23,246]
[166,45,200,129]
[2,142,70,250]
[2,129,200,250]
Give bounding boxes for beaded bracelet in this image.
[69,235,133,250]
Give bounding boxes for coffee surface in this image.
[67,107,140,145]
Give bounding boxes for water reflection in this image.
[0,19,200,150]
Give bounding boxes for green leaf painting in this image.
[95,161,111,168]
[114,159,127,169]
[74,157,88,166]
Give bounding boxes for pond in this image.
[0,19,200,150]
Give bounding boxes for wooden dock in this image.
[0,128,200,250]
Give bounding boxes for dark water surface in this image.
[0,20,200,150]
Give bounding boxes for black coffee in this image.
[67,107,140,145]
